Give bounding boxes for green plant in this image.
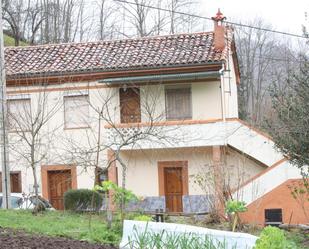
[225,200,247,232]
[64,189,103,212]
[0,209,121,245]
[94,181,138,210]
[126,226,238,249]
[132,214,152,222]
[254,226,297,249]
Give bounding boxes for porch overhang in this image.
[99,71,220,84]
[105,119,283,167]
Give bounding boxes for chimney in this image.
[212,9,226,52]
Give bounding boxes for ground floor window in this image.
[0,171,22,193]
[265,208,283,226]
[95,167,108,186]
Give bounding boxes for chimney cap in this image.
[212,9,226,22]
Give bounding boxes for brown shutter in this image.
[166,87,192,120]
[0,172,22,193]
[119,87,141,123]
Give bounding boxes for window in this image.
[0,171,22,193]
[95,167,108,185]
[265,209,283,226]
[119,87,141,123]
[64,95,89,129]
[7,98,31,131]
[165,87,192,120]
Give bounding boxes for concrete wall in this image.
[116,147,265,198]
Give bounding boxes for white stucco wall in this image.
[4,63,240,196]
[116,147,265,198]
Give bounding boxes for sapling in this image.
[225,200,247,232]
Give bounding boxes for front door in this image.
[164,167,183,213]
[48,170,72,210]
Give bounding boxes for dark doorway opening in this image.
[265,208,283,226]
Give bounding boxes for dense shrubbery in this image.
[254,226,297,249]
[64,189,103,212]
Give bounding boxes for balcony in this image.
[104,118,283,168]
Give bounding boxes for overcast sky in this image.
[200,0,308,35]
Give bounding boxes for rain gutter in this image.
[99,71,220,84]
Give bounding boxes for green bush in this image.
[133,214,152,222]
[254,226,297,249]
[64,189,103,212]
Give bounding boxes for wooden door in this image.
[164,167,183,213]
[48,170,72,210]
[0,172,22,193]
[119,87,141,123]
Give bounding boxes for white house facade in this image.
[1,11,306,225]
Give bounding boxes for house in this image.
[2,11,307,225]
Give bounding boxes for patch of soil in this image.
[0,228,118,249]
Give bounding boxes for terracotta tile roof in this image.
[5,31,232,78]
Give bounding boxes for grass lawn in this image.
[0,210,121,245]
[0,210,308,248]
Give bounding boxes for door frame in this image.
[41,165,77,201]
[158,161,188,197]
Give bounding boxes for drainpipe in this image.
[219,64,226,122]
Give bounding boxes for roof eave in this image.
[6,62,224,86]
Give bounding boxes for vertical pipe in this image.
[219,64,226,122]
[0,0,11,209]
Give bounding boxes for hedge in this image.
[64,189,103,212]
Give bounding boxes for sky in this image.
[200,0,308,36]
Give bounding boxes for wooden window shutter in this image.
[119,87,141,123]
[64,95,89,128]
[0,172,22,193]
[166,87,192,120]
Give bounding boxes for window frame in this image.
[63,94,90,130]
[165,86,192,121]
[7,98,32,132]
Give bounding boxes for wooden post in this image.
[107,149,117,211]
[212,146,224,217]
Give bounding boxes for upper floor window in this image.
[119,87,141,123]
[64,95,89,129]
[8,98,31,131]
[165,86,192,120]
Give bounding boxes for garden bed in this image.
[0,228,117,249]
[0,210,121,245]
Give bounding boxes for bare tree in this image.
[166,0,198,34]
[58,83,181,216]
[235,18,297,126]
[95,0,118,40]
[116,0,158,37]
[8,86,62,208]
[2,0,45,45]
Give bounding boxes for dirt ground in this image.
[0,228,118,249]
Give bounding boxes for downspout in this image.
[219,64,226,122]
